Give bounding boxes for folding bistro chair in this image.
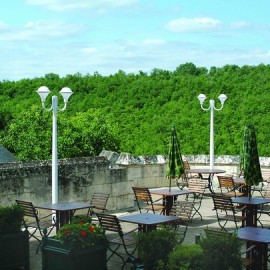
[169,201,194,244]
[16,199,56,253]
[186,177,207,221]
[176,160,191,190]
[87,193,110,222]
[96,213,138,270]
[132,187,165,214]
[211,195,246,232]
[217,175,245,197]
[72,193,110,224]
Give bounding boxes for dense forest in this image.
[0,62,270,161]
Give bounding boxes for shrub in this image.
[135,227,177,270]
[0,204,24,235]
[167,244,203,270]
[198,231,243,270]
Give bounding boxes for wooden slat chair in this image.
[211,195,246,231]
[72,192,110,224]
[204,227,256,269]
[87,193,110,223]
[256,185,270,227]
[132,187,165,214]
[217,175,245,197]
[16,199,56,253]
[176,160,191,190]
[168,201,194,244]
[186,178,207,221]
[96,213,138,270]
[252,169,270,196]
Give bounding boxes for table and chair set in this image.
[14,162,270,269]
[208,173,270,270]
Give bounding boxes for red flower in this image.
[79,221,84,225]
[64,229,70,235]
[88,226,95,233]
[80,230,87,237]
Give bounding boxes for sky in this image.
[1,0,270,81]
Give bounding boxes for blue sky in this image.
[1,0,270,81]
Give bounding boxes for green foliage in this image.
[167,231,244,270]
[198,231,243,270]
[1,63,270,160]
[135,227,178,270]
[167,244,203,270]
[0,106,120,160]
[0,204,24,235]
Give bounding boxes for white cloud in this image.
[165,17,222,32]
[142,39,165,45]
[229,21,251,29]
[25,0,138,12]
[0,20,7,30]
[0,20,86,41]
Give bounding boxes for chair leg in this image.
[191,203,203,222]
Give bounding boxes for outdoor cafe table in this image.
[187,168,226,194]
[36,201,93,232]
[118,212,180,233]
[232,197,270,227]
[237,226,270,270]
[150,188,193,215]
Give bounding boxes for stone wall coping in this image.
[100,150,270,167]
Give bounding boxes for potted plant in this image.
[42,216,107,270]
[135,227,178,270]
[0,204,29,270]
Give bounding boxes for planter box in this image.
[0,230,29,270]
[42,237,107,270]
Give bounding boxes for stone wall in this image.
[1,150,270,211]
[0,156,133,210]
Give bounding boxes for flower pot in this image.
[0,230,29,270]
[42,237,107,270]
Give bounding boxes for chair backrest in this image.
[218,175,235,190]
[211,194,235,212]
[90,193,110,214]
[169,201,194,244]
[217,175,239,197]
[170,201,194,223]
[188,178,206,194]
[16,199,39,221]
[132,187,154,212]
[263,185,270,198]
[96,213,123,237]
[183,160,190,171]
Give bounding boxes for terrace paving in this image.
[15,188,270,270]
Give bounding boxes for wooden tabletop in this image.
[118,212,180,225]
[36,201,93,211]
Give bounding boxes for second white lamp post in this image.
[197,94,227,169]
[36,86,73,204]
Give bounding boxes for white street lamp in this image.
[197,94,227,169]
[36,86,73,204]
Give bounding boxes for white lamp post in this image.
[197,94,227,169]
[36,86,73,204]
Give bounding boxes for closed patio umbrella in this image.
[240,124,263,196]
[166,126,185,191]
